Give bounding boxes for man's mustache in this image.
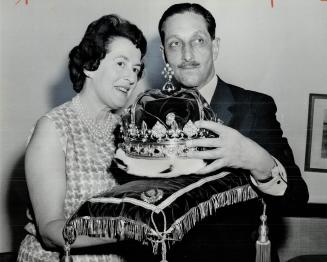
[178,61,200,69]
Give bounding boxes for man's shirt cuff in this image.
[250,157,287,196]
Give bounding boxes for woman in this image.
[17,14,147,261]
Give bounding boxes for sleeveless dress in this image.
[17,96,124,262]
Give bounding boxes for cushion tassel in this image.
[160,239,168,262]
[62,224,76,262]
[148,211,170,262]
[60,243,73,262]
[255,199,271,262]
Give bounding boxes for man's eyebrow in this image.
[193,30,208,35]
[166,34,181,40]
[165,35,182,44]
[166,30,208,40]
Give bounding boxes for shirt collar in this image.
[198,75,218,104]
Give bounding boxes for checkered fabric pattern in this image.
[17,97,123,262]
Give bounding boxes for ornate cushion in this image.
[63,167,257,260]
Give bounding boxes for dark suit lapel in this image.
[209,76,235,126]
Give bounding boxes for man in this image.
[158,3,308,262]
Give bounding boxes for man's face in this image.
[162,12,219,89]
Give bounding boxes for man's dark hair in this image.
[158,3,216,44]
[69,14,147,92]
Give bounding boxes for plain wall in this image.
[278,217,327,261]
[1,0,326,253]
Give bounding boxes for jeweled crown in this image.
[118,65,221,159]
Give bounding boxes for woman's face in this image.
[86,36,142,110]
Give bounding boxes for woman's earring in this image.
[161,63,176,94]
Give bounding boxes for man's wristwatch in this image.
[256,164,280,183]
[257,175,274,183]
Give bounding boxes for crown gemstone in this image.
[152,122,167,139]
[128,124,138,137]
[165,144,178,157]
[183,120,198,138]
[166,113,175,126]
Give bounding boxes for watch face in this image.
[258,163,281,183]
[257,175,274,183]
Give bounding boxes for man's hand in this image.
[186,121,275,181]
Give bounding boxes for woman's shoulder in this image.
[43,99,79,131]
[45,99,76,120]
[27,99,76,151]
[27,116,62,150]
[27,111,69,154]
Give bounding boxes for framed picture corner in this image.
[304,93,327,172]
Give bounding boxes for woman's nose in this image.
[124,68,137,85]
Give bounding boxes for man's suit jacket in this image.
[168,77,309,262]
[210,76,308,208]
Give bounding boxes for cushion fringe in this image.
[169,184,257,240]
[68,184,257,252]
[70,216,154,244]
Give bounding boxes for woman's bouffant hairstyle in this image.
[69,14,147,93]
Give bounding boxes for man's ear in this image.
[83,68,95,78]
[212,37,220,61]
[160,45,167,63]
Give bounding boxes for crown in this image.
[117,66,221,159]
